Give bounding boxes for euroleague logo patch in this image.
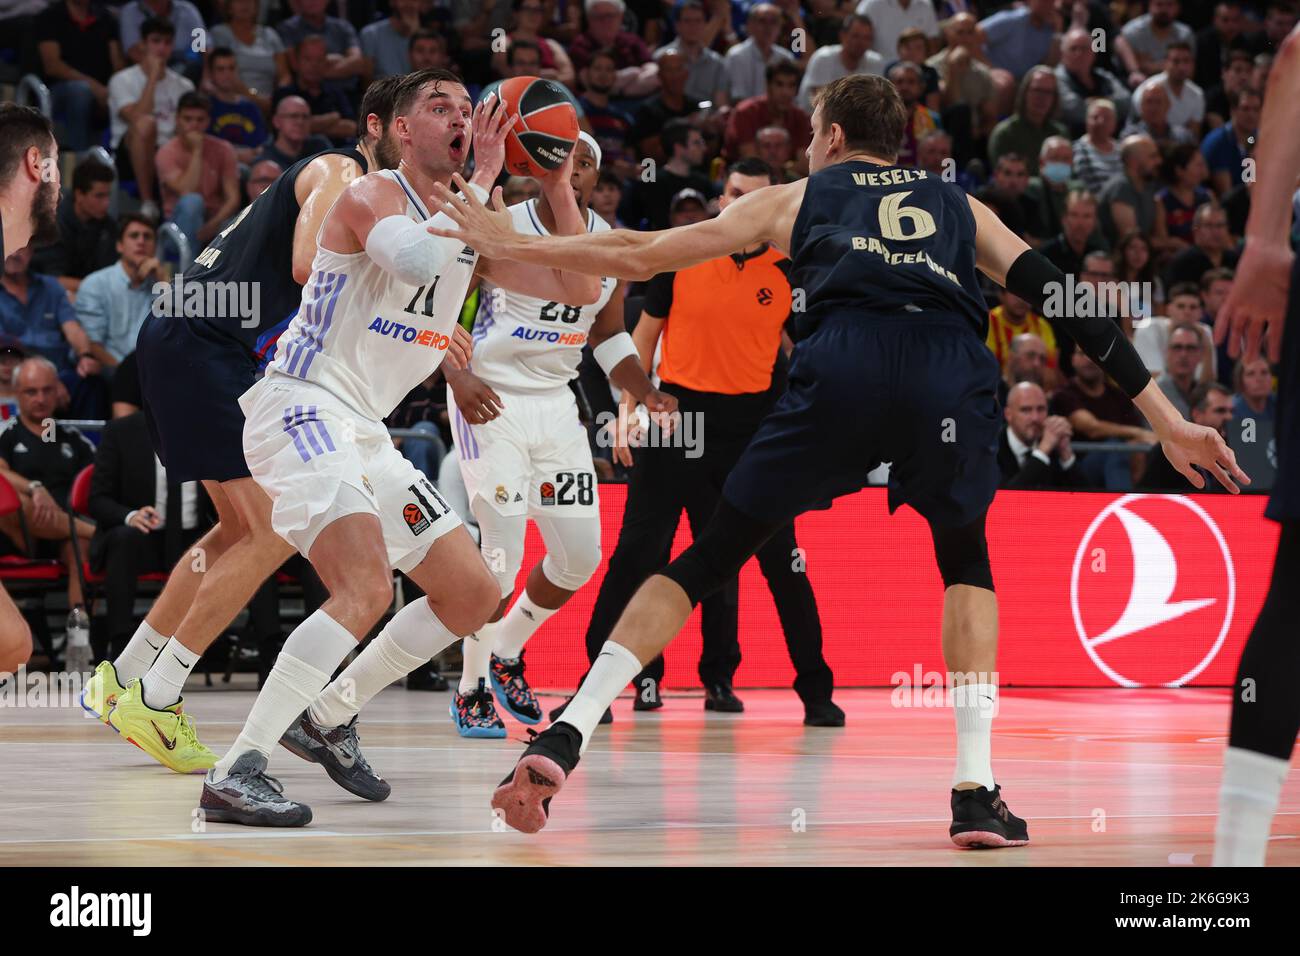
[403,502,430,535]
[1070,494,1235,687]
[539,481,556,506]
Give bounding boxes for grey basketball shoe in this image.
[279,710,391,802]
[199,751,312,827]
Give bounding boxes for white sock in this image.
[1213,746,1290,866]
[557,640,641,753]
[212,610,357,780]
[112,621,167,682]
[310,599,459,727]
[951,682,998,790]
[495,592,557,660]
[140,638,200,710]
[458,620,498,694]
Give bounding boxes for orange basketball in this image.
[492,75,580,178]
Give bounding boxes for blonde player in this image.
[444,132,675,737]
[199,69,601,827]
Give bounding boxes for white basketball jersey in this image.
[267,168,479,421]
[470,199,616,394]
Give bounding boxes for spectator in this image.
[257,95,333,169]
[998,382,1086,489]
[0,357,97,612]
[205,47,270,163]
[488,0,576,86]
[1154,142,1213,251]
[806,0,849,48]
[502,37,544,77]
[657,0,730,107]
[1051,350,1154,490]
[1164,203,1239,288]
[1261,1,1300,53]
[927,12,999,143]
[274,36,358,143]
[361,0,424,79]
[987,287,1059,373]
[75,215,167,368]
[591,170,624,228]
[451,0,516,62]
[1073,97,1123,197]
[1204,48,1255,128]
[578,48,637,179]
[35,0,127,151]
[245,159,282,201]
[916,129,978,189]
[1023,135,1083,243]
[29,159,118,295]
[386,372,450,485]
[798,13,884,112]
[631,50,703,163]
[1156,322,1205,419]
[977,0,1059,85]
[1139,381,1234,489]
[88,410,205,657]
[1201,266,1237,386]
[988,66,1068,176]
[977,152,1036,238]
[108,17,196,219]
[755,126,798,182]
[0,339,24,421]
[1116,0,1196,87]
[1113,229,1164,318]
[1041,189,1108,277]
[119,0,205,73]
[724,61,809,167]
[998,331,1050,407]
[1232,353,1276,422]
[668,187,711,226]
[887,60,940,167]
[1121,80,1195,146]
[208,0,292,103]
[1194,2,1261,90]
[0,247,101,411]
[408,29,452,72]
[275,0,369,89]
[501,176,541,206]
[568,0,655,97]
[1099,133,1161,245]
[889,27,941,109]
[1200,86,1261,196]
[156,93,241,251]
[1134,41,1204,140]
[620,119,714,230]
[1132,281,1204,377]
[725,3,796,103]
[855,0,938,58]
[1055,27,1131,138]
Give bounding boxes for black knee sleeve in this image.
[661,500,782,606]
[930,514,994,591]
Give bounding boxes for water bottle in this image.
[65,605,92,676]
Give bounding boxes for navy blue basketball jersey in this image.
[787,160,988,338]
[161,147,366,358]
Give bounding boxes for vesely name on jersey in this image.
[850,235,961,286]
[367,317,452,349]
[511,328,588,345]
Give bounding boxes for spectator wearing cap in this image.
[568,0,656,96]
[724,61,810,170]
[1139,382,1234,489]
[275,0,369,89]
[988,66,1068,177]
[888,60,940,168]
[725,3,797,103]
[1051,350,1155,490]
[274,35,358,144]
[1134,41,1204,141]
[156,92,241,251]
[118,0,205,73]
[998,382,1087,489]
[798,14,886,112]
[75,215,168,369]
[1201,86,1261,196]
[619,118,715,230]
[1040,190,1109,278]
[669,188,710,226]
[630,49,703,163]
[108,17,196,219]
[35,0,127,151]
[30,159,118,296]
[204,47,270,163]
[208,0,292,103]
[1120,80,1195,147]
[1164,203,1239,288]
[1099,134,1161,246]
[1055,27,1131,138]
[257,95,334,169]
[655,0,729,107]
[855,0,939,59]
[1072,98,1122,198]
[1116,0,1197,88]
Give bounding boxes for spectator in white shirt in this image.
[854,0,939,59]
[1133,41,1204,141]
[798,13,885,111]
[725,3,795,103]
[1116,0,1197,87]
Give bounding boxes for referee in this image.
[561,158,844,728]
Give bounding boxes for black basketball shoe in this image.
[491,722,583,833]
[949,785,1029,848]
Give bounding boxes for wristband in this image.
[593,332,638,377]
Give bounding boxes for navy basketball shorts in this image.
[723,311,1002,529]
[136,311,258,485]
[1266,280,1299,522]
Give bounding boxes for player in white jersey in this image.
[443,133,676,737]
[198,69,603,827]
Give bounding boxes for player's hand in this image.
[449,368,503,423]
[430,175,519,259]
[606,397,642,467]
[643,388,678,437]
[1215,237,1292,363]
[468,93,512,188]
[1157,418,1250,493]
[444,323,473,370]
[539,147,575,190]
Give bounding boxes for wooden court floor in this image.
[1,685,1296,866]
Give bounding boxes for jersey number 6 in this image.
[877,191,937,242]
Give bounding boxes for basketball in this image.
[490,75,580,178]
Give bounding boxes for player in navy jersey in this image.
[1212,23,1300,867]
[431,73,1248,847]
[79,77,447,774]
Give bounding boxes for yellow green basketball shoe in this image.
[108,682,216,774]
[80,661,128,723]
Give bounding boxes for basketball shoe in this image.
[200,751,312,827]
[81,661,127,723]
[107,682,216,773]
[280,710,390,801]
[949,785,1029,848]
[451,678,507,738]
[489,652,542,724]
[491,722,582,833]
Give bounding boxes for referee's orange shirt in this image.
[645,246,793,395]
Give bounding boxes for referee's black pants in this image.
[582,383,834,705]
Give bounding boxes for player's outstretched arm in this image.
[429,174,799,281]
[1216,23,1300,363]
[968,194,1250,493]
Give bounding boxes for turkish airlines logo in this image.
[1070,495,1235,687]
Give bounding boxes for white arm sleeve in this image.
[592,331,639,377]
[364,182,489,287]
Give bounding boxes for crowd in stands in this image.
[0,0,1292,646]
